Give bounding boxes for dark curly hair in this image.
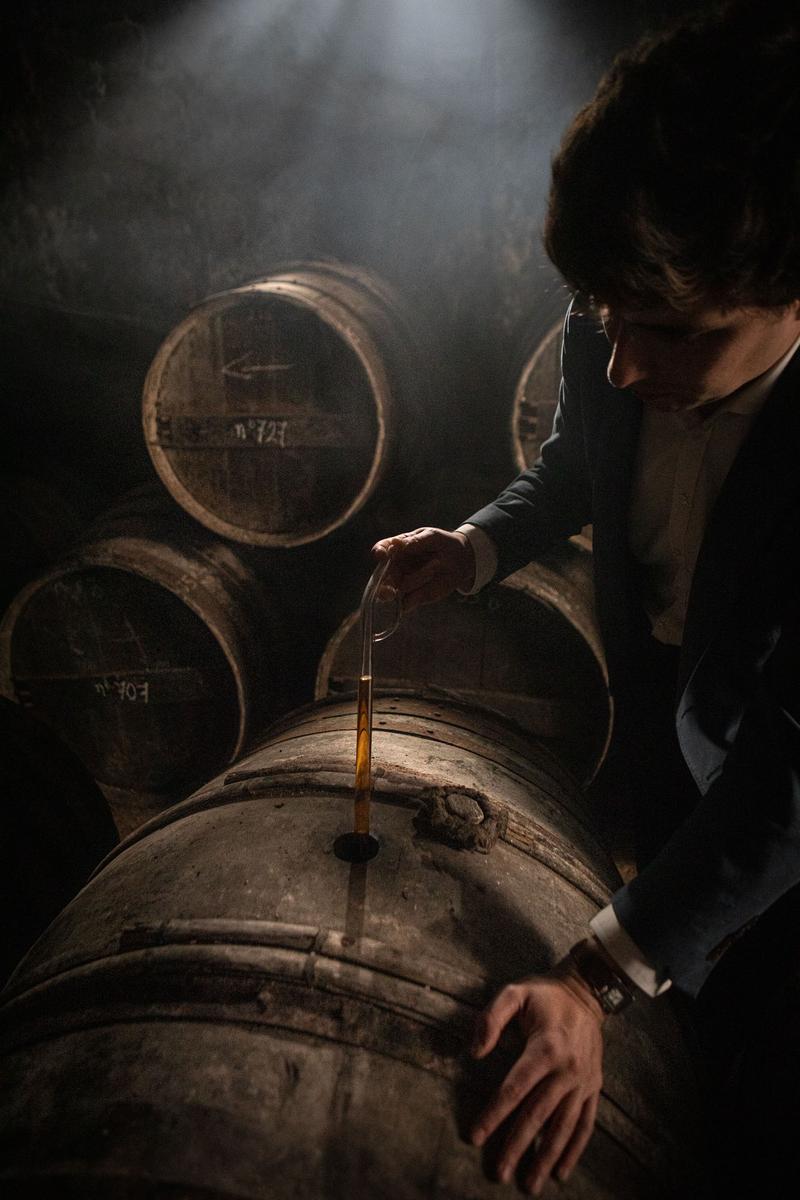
[544,1,800,312]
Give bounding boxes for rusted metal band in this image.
[0,940,480,1066]
[227,767,616,905]
[91,766,616,907]
[233,711,591,831]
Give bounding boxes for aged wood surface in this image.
[0,696,704,1199]
[512,318,563,471]
[144,262,428,546]
[0,496,288,793]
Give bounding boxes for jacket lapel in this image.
[679,346,800,695]
[589,385,651,697]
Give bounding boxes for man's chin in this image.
[635,391,686,411]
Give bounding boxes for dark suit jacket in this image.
[467,301,800,994]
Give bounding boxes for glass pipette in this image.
[335,556,401,863]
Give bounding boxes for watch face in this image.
[605,984,627,1010]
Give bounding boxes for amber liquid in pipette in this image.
[354,674,372,835]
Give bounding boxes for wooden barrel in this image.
[511,318,563,471]
[143,260,427,547]
[0,489,288,793]
[508,319,594,547]
[0,696,118,985]
[0,694,703,1198]
[316,539,611,785]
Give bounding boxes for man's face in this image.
[599,301,800,411]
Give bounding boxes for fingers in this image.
[471,1044,550,1149]
[487,1083,598,1195]
[469,976,604,1193]
[491,1071,570,1184]
[372,533,410,563]
[372,528,433,565]
[370,528,472,609]
[522,1091,585,1195]
[372,530,437,594]
[553,1092,599,1185]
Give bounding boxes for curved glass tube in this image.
[353,557,401,837]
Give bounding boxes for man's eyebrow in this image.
[631,319,696,332]
[626,317,719,334]
[589,300,724,335]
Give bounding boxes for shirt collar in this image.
[724,331,800,416]
[680,331,800,430]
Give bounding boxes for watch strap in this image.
[568,937,638,1015]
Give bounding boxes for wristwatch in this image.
[568,938,638,1015]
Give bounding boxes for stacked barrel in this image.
[1,268,597,819]
[143,262,430,546]
[0,263,706,1196]
[1,261,431,823]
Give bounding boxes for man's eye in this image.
[659,327,695,341]
[636,324,702,342]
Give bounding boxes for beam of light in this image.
[2,0,647,329]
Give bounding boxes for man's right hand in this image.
[470,967,605,1195]
[372,527,475,614]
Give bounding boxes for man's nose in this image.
[605,321,646,390]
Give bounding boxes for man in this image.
[374,1,800,1194]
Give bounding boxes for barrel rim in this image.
[142,272,394,547]
[511,318,563,472]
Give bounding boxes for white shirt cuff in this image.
[590,904,672,997]
[455,524,498,594]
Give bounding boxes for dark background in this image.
[1,0,701,509]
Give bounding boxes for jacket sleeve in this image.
[465,302,594,582]
[611,621,800,996]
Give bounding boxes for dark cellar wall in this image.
[0,0,699,504]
